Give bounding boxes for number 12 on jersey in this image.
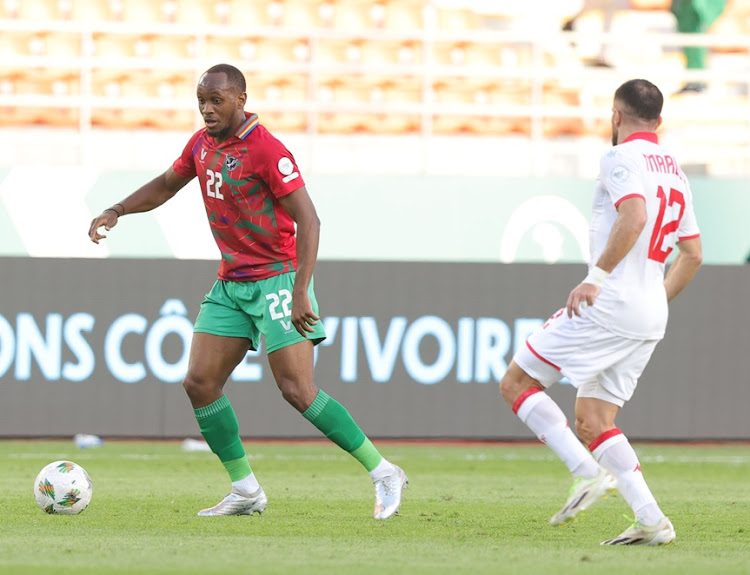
[648,186,685,263]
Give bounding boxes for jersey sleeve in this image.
[677,177,701,240]
[600,149,645,208]
[172,131,202,179]
[250,129,306,198]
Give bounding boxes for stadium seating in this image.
[224,0,277,27]
[0,0,747,174]
[710,0,750,52]
[629,0,670,10]
[14,0,68,20]
[69,0,120,22]
[119,0,172,24]
[608,9,679,66]
[174,0,223,26]
[383,1,424,30]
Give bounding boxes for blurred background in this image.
[2,0,750,168]
[0,1,749,440]
[1,0,749,262]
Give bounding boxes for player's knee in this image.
[277,380,312,412]
[574,417,590,442]
[182,372,213,402]
[575,415,609,445]
[499,375,511,402]
[499,374,525,406]
[500,360,544,408]
[182,374,196,397]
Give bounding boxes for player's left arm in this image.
[664,237,702,302]
[664,179,702,302]
[279,186,321,337]
[567,197,647,317]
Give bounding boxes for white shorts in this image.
[513,308,660,407]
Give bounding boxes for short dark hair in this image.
[204,63,246,93]
[614,79,663,121]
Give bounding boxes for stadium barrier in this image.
[0,258,747,440]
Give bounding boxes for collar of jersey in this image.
[622,131,658,144]
[234,113,260,139]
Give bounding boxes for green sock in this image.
[194,395,252,482]
[303,390,384,472]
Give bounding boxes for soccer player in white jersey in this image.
[499,79,703,546]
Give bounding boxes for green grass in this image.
[1,440,749,575]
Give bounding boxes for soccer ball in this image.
[34,460,93,515]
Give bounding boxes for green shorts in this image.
[194,272,327,353]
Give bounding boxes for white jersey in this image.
[587,132,700,339]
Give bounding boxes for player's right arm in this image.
[88,167,193,244]
[566,197,647,317]
[566,151,647,317]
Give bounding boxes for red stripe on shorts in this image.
[588,427,623,452]
[526,341,561,371]
[512,387,542,414]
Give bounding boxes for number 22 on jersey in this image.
[205,169,224,200]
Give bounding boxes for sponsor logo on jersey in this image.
[200,148,207,160]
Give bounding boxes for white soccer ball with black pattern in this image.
[34,460,93,515]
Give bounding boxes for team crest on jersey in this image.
[611,165,630,183]
[225,156,238,171]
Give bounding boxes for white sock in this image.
[515,389,599,478]
[232,472,260,495]
[591,429,664,525]
[572,458,602,479]
[369,458,396,481]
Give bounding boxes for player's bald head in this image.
[200,63,246,93]
[614,79,663,121]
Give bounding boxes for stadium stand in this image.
[1,0,748,175]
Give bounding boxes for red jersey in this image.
[172,112,305,281]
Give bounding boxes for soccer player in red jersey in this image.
[88,63,407,519]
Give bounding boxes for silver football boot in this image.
[601,516,676,546]
[373,465,408,520]
[197,487,268,516]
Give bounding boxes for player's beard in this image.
[207,123,231,141]
[611,124,618,146]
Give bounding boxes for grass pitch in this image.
[1,440,748,575]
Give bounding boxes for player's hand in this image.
[290,290,319,337]
[566,282,601,318]
[88,210,120,244]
